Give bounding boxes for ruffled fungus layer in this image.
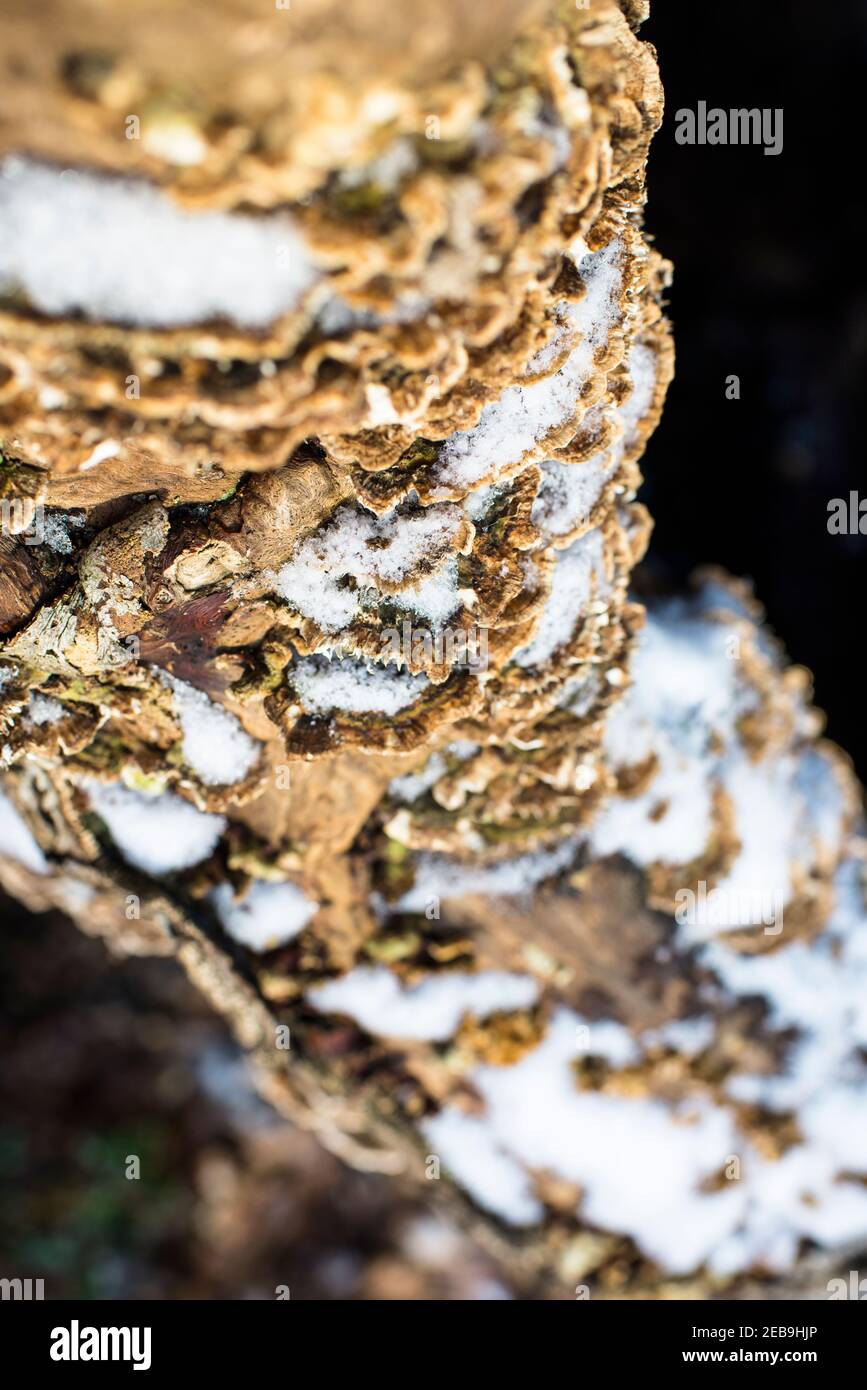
[7,0,859,1298]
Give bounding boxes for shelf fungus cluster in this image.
[1,0,866,1297]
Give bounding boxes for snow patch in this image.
[0,157,318,329]
[389,752,449,804]
[424,855,867,1277]
[514,527,608,669]
[211,878,317,952]
[160,672,258,786]
[431,240,623,494]
[423,1107,543,1225]
[426,1008,743,1263]
[27,692,65,726]
[398,838,580,912]
[290,655,429,716]
[589,603,752,868]
[85,780,225,875]
[588,595,847,933]
[308,965,539,1041]
[273,503,465,633]
[389,741,479,804]
[531,454,613,540]
[0,790,48,873]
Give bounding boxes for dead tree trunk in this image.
[1,0,866,1298]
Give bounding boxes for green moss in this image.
[384,837,410,863]
[365,929,421,963]
[478,815,571,846]
[120,766,170,797]
[400,437,440,468]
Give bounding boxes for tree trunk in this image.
[1,0,865,1299]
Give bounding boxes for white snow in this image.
[642,1017,715,1057]
[273,503,465,633]
[556,669,605,719]
[702,856,867,1117]
[389,741,479,804]
[703,755,799,935]
[531,342,657,544]
[338,138,418,191]
[425,1008,743,1259]
[290,655,429,716]
[433,349,590,492]
[566,238,627,351]
[159,672,259,786]
[423,1107,544,1225]
[391,558,464,626]
[448,739,481,760]
[409,590,867,1277]
[273,562,360,632]
[621,341,658,443]
[84,780,226,875]
[431,240,623,494]
[519,107,572,173]
[591,741,716,870]
[700,854,867,1274]
[795,749,847,861]
[308,965,539,1041]
[422,984,867,1274]
[398,838,580,912]
[314,292,428,338]
[588,594,847,935]
[588,602,752,868]
[575,1016,640,1066]
[27,693,65,726]
[0,157,318,329]
[527,238,624,373]
[531,454,612,540]
[0,789,48,873]
[211,878,318,952]
[464,482,504,522]
[514,527,608,668]
[389,752,449,804]
[531,342,657,547]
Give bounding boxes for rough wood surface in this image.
[1,0,865,1298]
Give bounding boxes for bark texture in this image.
[1,0,866,1298]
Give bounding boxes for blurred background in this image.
[2,0,865,1299]
[642,0,867,781]
[0,906,513,1300]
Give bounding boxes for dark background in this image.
[2,1,866,1301]
[641,0,867,780]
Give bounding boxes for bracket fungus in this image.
[2,0,866,1299]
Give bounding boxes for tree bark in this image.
[1,0,865,1298]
